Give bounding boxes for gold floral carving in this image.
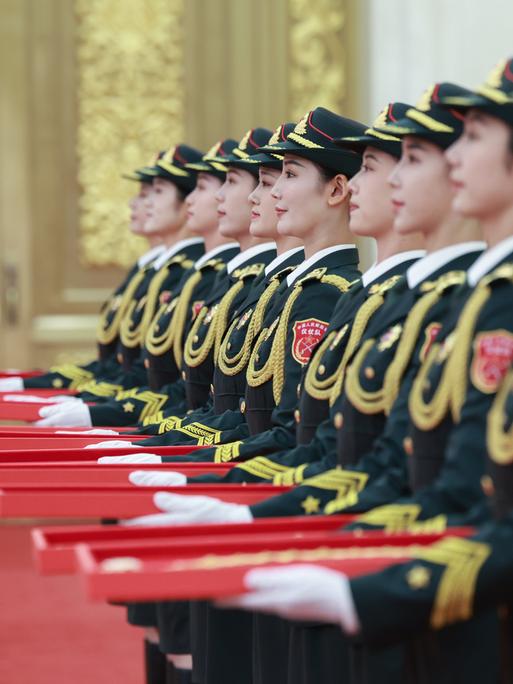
[288,0,346,119]
[75,0,185,267]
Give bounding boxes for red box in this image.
[0,484,291,519]
[0,445,207,462]
[75,528,473,602]
[32,515,356,575]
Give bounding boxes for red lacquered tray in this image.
[0,389,77,398]
[0,462,231,486]
[0,426,132,436]
[0,435,138,450]
[0,484,291,519]
[0,445,206,462]
[75,528,473,602]
[0,370,43,379]
[32,515,356,575]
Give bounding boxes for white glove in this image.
[38,398,84,417]
[0,377,24,391]
[56,429,120,436]
[3,394,77,404]
[84,440,136,450]
[97,453,162,464]
[216,564,361,635]
[122,492,252,527]
[35,402,92,427]
[128,470,187,487]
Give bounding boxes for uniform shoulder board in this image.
[296,267,327,285]
[420,270,466,294]
[479,263,513,288]
[368,274,402,296]
[270,265,296,282]
[233,263,265,279]
[199,258,224,271]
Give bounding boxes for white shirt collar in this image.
[286,245,356,288]
[194,242,240,270]
[227,242,277,275]
[406,241,486,290]
[137,244,166,268]
[467,235,513,287]
[361,250,426,287]
[264,246,304,277]
[152,238,204,270]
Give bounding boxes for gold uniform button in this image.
[481,475,495,497]
[227,342,232,351]
[117,353,123,364]
[318,364,326,375]
[210,384,214,393]
[294,409,301,424]
[255,354,260,363]
[297,383,302,398]
[193,335,199,343]
[403,437,413,456]
[240,400,246,414]
[334,412,343,430]
[181,371,186,381]
[144,358,150,369]
[364,367,375,379]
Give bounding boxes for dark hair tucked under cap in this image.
[185,139,239,179]
[438,57,513,127]
[258,107,367,177]
[373,83,470,149]
[122,150,166,184]
[142,144,204,193]
[230,122,295,171]
[221,128,274,177]
[335,103,410,158]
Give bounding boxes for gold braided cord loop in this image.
[97,268,148,345]
[344,339,385,414]
[145,301,177,353]
[328,292,389,406]
[408,341,453,431]
[271,274,351,404]
[218,277,282,377]
[487,369,513,464]
[448,285,491,422]
[120,264,173,349]
[184,266,261,370]
[415,537,491,629]
[48,364,94,390]
[146,270,202,367]
[183,305,218,368]
[304,330,342,401]
[382,289,441,414]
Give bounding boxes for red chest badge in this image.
[471,330,513,393]
[292,318,328,365]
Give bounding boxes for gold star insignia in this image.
[122,401,135,413]
[52,378,64,388]
[406,565,431,590]
[301,496,321,514]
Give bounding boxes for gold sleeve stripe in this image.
[214,441,243,463]
[355,504,421,532]
[415,537,491,629]
[49,364,94,390]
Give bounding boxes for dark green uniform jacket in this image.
[162,245,361,462]
[243,243,486,519]
[88,243,276,427]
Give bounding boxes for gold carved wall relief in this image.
[75,0,185,268]
[288,0,347,119]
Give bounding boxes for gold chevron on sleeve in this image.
[234,456,291,481]
[48,364,94,390]
[213,441,243,463]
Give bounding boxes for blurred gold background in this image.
[0,0,362,369]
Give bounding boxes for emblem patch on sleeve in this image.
[292,318,328,365]
[470,330,513,393]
